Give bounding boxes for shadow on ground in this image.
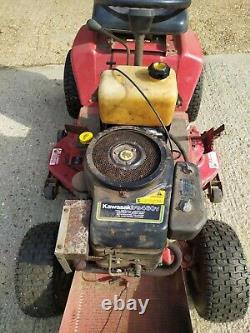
[0,65,71,333]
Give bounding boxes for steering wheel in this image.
[94,0,191,9]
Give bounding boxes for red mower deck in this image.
[48,113,223,196]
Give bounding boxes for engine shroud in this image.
[85,127,174,270]
[86,127,168,189]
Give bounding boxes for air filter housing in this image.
[86,127,168,190]
[85,127,174,265]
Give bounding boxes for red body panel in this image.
[48,133,82,192]
[71,26,203,112]
[188,126,220,187]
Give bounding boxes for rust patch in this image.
[63,200,91,256]
[55,200,91,273]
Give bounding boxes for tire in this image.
[187,72,204,122]
[186,220,249,322]
[15,223,72,318]
[64,50,81,119]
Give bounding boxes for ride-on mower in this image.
[15,1,249,332]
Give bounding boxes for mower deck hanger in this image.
[15,1,249,333]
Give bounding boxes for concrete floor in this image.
[0,54,249,332]
[0,0,249,67]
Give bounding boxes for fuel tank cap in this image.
[148,62,170,80]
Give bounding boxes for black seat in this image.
[93,0,191,35]
[94,0,191,9]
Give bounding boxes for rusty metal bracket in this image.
[201,124,225,153]
[55,200,91,273]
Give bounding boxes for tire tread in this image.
[189,220,249,322]
[64,50,81,119]
[15,223,66,317]
[187,72,204,122]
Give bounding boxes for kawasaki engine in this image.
[55,126,206,277]
[85,126,174,274]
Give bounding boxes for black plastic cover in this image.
[168,162,207,240]
[93,5,188,35]
[94,0,191,9]
[89,139,174,251]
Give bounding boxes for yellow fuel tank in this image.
[98,65,178,127]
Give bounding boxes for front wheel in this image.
[186,220,249,322]
[15,223,72,317]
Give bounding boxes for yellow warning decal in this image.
[136,190,166,205]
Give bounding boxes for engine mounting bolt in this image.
[179,200,192,213]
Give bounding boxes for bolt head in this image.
[179,200,192,213]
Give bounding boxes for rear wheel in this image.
[64,50,81,119]
[187,72,204,122]
[15,223,72,317]
[186,220,249,322]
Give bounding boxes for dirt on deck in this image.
[0,0,249,67]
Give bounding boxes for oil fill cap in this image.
[79,131,94,144]
[148,62,170,80]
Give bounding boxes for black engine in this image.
[85,127,173,272]
[84,126,206,275]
